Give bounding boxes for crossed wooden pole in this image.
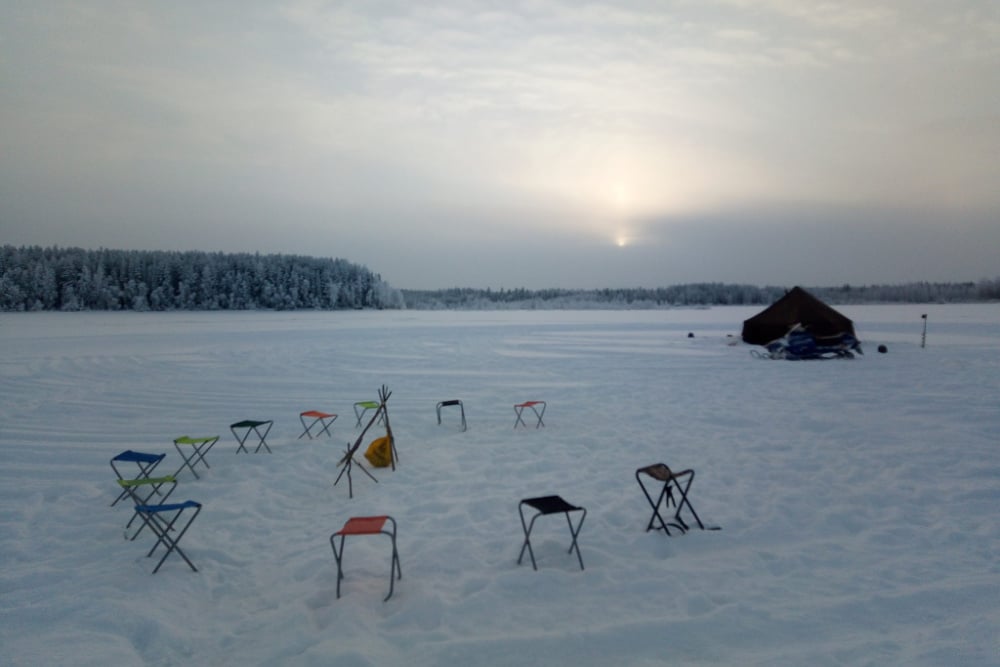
[334,385,397,498]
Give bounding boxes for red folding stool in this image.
[330,515,402,601]
[514,400,546,429]
[298,411,338,439]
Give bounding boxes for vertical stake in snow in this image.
[921,314,928,348]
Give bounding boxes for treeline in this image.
[3,245,996,312]
[401,280,1000,310]
[0,246,405,311]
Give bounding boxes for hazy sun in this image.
[615,236,628,247]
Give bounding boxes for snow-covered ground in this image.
[1,305,997,666]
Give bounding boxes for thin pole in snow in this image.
[921,314,928,348]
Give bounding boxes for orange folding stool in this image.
[514,400,546,428]
[298,411,337,439]
[330,515,402,601]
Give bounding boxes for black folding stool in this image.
[230,420,273,453]
[436,399,467,432]
[635,463,707,535]
[517,495,586,571]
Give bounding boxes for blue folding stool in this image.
[132,500,203,573]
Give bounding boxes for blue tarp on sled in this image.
[760,324,862,360]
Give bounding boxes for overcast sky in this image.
[2,1,998,289]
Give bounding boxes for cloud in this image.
[1,1,998,289]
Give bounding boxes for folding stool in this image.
[517,495,586,571]
[330,515,402,601]
[117,476,178,540]
[514,401,546,428]
[110,450,166,506]
[132,500,203,573]
[298,410,338,439]
[230,420,273,453]
[436,399,467,432]
[173,435,219,479]
[353,401,384,428]
[635,463,707,535]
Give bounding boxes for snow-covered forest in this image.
[0,246,404,312]
[1,245,997,312]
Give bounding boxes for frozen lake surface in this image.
[1,304,998,666]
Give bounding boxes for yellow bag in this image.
[364,435,393,468]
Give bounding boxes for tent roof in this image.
[741,286,855,345]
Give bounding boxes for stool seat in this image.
[135,500,201,513]
[114,450,164,464]
[522,495,579,515]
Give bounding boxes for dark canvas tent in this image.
[742,286,856,346]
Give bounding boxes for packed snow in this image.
[1,305,997,666]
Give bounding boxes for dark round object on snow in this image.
[877,344,888,353]
[687,332,694,338]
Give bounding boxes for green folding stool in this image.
[173,435,220,479]
[353,401,383,428]
[110,450,166,506]
[117,475,178,540]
